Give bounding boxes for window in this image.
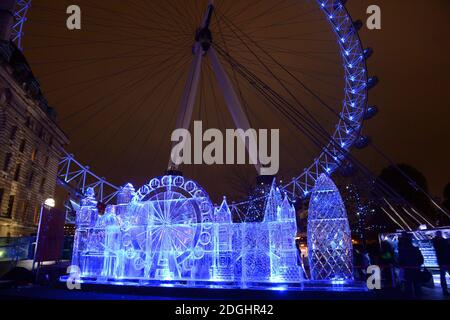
[33,205,40,224]
[3,153,12,172]
[13,164,21,181]
[9,126,17,140]
[6,195,15,218]
[39,177,46,193]
[44,156,49,168]
[0,188,4,209]
[9,126,18,140]
[23,201,29,217]
[31,149,38,162]
[19,139,26,153]
[26,171,35,187]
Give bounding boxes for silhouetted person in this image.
[380,241,395,287]
[353,246,364,280]
[432,231,450,296]
[398,233,424,297]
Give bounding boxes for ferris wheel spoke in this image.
[163,191,173,222]
[148,227,164,255]
[149,201,166,224]
[155,199,167,223]
[169,227,190,251]
[170,225,195,240]
[170,199,193,224]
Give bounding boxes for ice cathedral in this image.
[71,174,353,288]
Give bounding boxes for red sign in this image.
[35,207,65,262]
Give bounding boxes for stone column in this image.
[0,0,16,41]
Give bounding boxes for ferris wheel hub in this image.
[195,4,214,53]
[195,27,213,53]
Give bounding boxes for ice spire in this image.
[263,179,283,222]
[280,194,296,221]
[214,197,232,223]
[307,174,353,281]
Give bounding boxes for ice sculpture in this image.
[71,175,304,287]
[307,174,353,281]
[213,198,234,281]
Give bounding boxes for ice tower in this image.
[213,197,234,281]
[307,174,353,281]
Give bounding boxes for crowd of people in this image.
[354,231,449,298]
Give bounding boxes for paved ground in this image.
[0,284,448,300]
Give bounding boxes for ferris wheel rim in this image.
[282,0,369,199]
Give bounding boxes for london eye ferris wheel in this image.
[13,0,373,210]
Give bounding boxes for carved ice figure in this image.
[307,174,353,281]
[263,179,283,222]
[73,187,98,276]
[241,222,271,283]
[98,205,121,278]
[273,196,302,281]
[213,197,234,281]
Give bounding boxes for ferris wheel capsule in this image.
[364,106,379,120]
[367,76,379,90]
[364,47,374,59]
[355,136,371,149]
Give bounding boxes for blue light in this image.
[271,286,288,291]
[331,279,346,285]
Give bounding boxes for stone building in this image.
[0,1,69,237]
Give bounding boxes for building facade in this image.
[0,2,69,236]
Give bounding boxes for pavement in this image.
[0,283,448,300]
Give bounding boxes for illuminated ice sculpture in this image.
[307,174,354,281]
[71,176,304,287]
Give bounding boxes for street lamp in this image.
[32,198,56,279]
[44,198,56,208]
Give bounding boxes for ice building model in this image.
[71,174,353,288]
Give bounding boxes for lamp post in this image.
[32,198,55,281]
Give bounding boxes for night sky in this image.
[22,0,450,202]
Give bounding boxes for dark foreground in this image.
[0,283,448,300]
